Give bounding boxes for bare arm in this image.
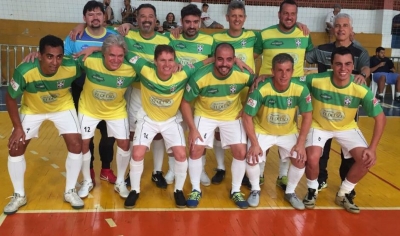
[242,112,262,164]
[369,112,386,151]
[180,99,203,151]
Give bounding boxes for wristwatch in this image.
[360,72,367,78]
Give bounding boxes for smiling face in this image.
[214,45,235,77]
[278,3,297,31]
[271,61,294,91]
[84,7,104,29]
[38,45,64,75]
[333,17,352,43]
[103,45,125,71]
[226,8,246,32]
[332,53,354,84]
[154,51,175,79]
[181,15,200,38]
[137,7,156,34]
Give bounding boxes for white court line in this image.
[50,164,59,169]
[94,204,104,211]
[41,157,49,161]
[0,213,7,227]
[88,193,94,199]
[60,172,66,177]
[105,218,117,227]
[0,135,5,139]
[30,150,38,155]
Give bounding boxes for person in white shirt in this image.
[325,4,341,42]
[201,3,223,29]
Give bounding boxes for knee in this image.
[118,140,130,151]
[232,149,246,160]
[173,151,187,162]
[67,140,82,154]
[132,148,145,161]
[190,146,204,159]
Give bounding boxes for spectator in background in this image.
[370,46,400,101]
[325,4,341,42]
[201,3,223,29]
[392,14,400,48]
[121,0,136,24]
[163,12,178,31]
[155,20,164,33]
[104,0,114,25]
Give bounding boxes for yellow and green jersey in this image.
[8,57,80,114]
[184,64,254,121]
[77,52,137,120]
[126,52,203,121]
[303,71,383,131]
[244,78,312,135]
[259,25,313,76]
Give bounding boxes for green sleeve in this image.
[183,76,200,102]
[306,36,314,52]
[243,89,263,117]
[125,51,148,74]
[361,87,383,117]
[8,69,26,99]
[182,61,203,78]
[298,85,313,114]
[246,73,255,87]
[253,31,263,55]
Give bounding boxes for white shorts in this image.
[133,108,185,153]
[247,133,298,164]
[193,116,246,149]
[19,109,80,140]
[305,128,368,158]
[78,113,129,140]
[127,87,142,132]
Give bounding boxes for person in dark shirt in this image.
[163,12,178,31]
[370,46,400,101]
[121,0,136,24]
[391,14,400,48]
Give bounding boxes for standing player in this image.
[4,35,84,215]
[242,53,312,209]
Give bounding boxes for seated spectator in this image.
[121,0,136,24]
[163,12,178,31]
[392,14,400,48]
[325,4,341,42]
[370,46,400,101]
[104,0,114,25]
[201,3,223,29]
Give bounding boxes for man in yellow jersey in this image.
[259,0,314,190]
[302,47,386,214]
[77,35,136,199]
[4,35,84,214]
[181,43,254,209]
[242,53,312,209]
[123,45,213,208]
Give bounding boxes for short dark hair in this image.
[137,3,157,17]
[154,45,175,60]
[202,3,209,8]
[83,0,105,15]
[376,46,385,53]
[227,0,246,15]
[166,12,175,22]
[272,53,294,69]
[279,0,298,12]
[331,47,354,64]
[181,4,201,19]
[214,43,235,57]
[39,35,64,54]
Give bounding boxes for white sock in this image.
[306,178,319,194]
[285,165,305,194]
[116,147,130,184]
[279,159,290,178]
[8,155,26,196]
[168,156,175,173]
[65,152,83,191]
[231,158,246,193]
[81,151,92,182]
[174,159,188,191]
[188,157,202,191]
[152,139,165,173]
[338,178,356,196]
[214,140,225,170]
[201,155,206,172]
[246,163,260,191]
[259,161,266,177]
[129,159,144,193]
[379,92,384,96]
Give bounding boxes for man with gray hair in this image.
[325,4,341,42]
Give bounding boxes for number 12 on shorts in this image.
[84,127,91,132]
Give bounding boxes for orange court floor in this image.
[0,112,399,235]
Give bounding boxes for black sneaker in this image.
[124,191,139,209]
[241,175,252,189]
[174,190,186,208]
[152,171,167,189]
[303,188,317,209]
[211,169,226,184]
[376,94,383,101]
[125,173,131,187]
[317,181,328,191]
[349,189,356,199]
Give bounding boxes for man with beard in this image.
[181,43,254,209]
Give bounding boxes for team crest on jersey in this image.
[57,80,65,89]
[344,96,352,106]
[295,38,302,48]
[241,39,247,47]
[372,97,379,107]
[116,77,125,87]
[170,84,177,93]
[287,97,293,107]
[10,78,20,91]
[129,56,139,64]
[229,85,237,94]
[299,76,306,82]
[197,44,204,52]
[247,98,257,108]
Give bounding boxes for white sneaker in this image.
[165,170,174,185]
[200,171,211,186]
[3,193,27,215]
[114,182,130,198]
[64,189,84,209]
[78,180,94,198]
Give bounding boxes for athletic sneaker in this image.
[303,188,317,209]
[64,189,84,209]
[285,193,305,210]
[318,181,328,191]
[3,193,27,215]
[186,190,202,208]
[230,191,249,209]
[200,171,211,186]
[247,190,260,207]
[259,175,265,186]
[335,193,360,214]
[276,176,288,190]
[164,170,174,185]
[211,169,225,184]
[78,180,94,198]
[100,168,117,184]
[114,182,130,198]
[174,190,186,208]
[90,168,96,186]
[349,189,356,199]
[152,171,167,189]
[241,175,252,189]
[124,191,139,209]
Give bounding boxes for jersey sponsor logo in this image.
[92,74,105,82]
[241,39,247,47]
[306,94,312,103]
[287,97,293,107]
[81,44,89,50]
[207,88,219,94]
[320,93,332,100]
[116,77,125,87]
[197,44,204,52]
[247,98,257,108]
[344,96,352,107]
[210,100,232,111]
[268,99,275,105]
[236,53,247,64]
[372,98,379,107]
[295,38,302,48]
[186,84,191,92]
[40,94,59,103]
[179,57,198,66]
[271,40,284,46]
[176,43,186,49]
[57,80,65,89]
[150,96,173,107]
[267,112,290,125]
[229,85,237,94]
[93,89,117,101]
[35,83,45,89]
[129,56,139,64]
[10,78,19,91]
[133,43,143,50]
[320,108,345,121]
